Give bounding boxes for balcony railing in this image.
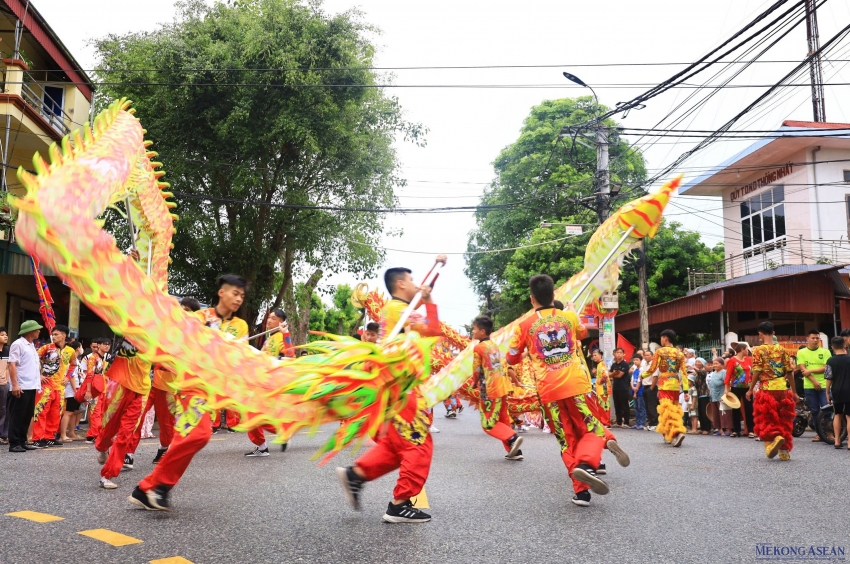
[20,80,70,137]
[688,235,850,292]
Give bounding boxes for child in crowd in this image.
[688,373,699,433]
[630,356,645,430]
[707,357,728,435]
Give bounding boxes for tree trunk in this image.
[284,268,323,345]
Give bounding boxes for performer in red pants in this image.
[128,367,176,465]
[507,275,608,508]
[470,315,523,459]
[81,338,110,443]
[94,338,151,489]
[32,325,76,447]
[336,257,445,523]
[130,274,248,511]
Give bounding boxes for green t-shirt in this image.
[796,346,832,389]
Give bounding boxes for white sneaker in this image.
[100,477,118,489]
[245,447,270,457]
[96,450,109,464]
[542,426,551,434]
[429,426,440,433]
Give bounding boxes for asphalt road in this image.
[1,410,848,564]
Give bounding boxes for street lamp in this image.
[563,71,600,119]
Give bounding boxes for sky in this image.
[35,0,850,330]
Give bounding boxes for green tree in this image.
[466,97,646,312]
[93,0,424,339]
[324,284,362,336]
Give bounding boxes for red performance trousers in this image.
[247,424,277,446]
[139,393,211,491]
[355,425,433,501]
[86,396,105,439]
[95,382,146,479]
[212,409,240,429]
[479,396,515,450]
[129,388,176,452]
[32,385,62,441]
[586,392,616,443]
[543,395,605,494]
[754,389,795,451]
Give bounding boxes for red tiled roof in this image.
[781,120,850,129]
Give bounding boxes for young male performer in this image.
[362,322,379,344]
[94,338,152,489]
[507,275,608,508]
[470,315,523,460]
[130,274,249,510]
[648,329,688,447]
[746,321,796,460]
[82,339,110,444]
[337,256,446,523]
[245,308,295,457]
[33,325,77,447]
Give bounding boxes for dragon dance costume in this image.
[247,328,296,449]
[473,338,517,453]
[649,346,688,444]
[352,297,442,502]
[129,366,177,454]
[593,360,611,426]
[137,308,248,493]
[33,343,76,442]
[95,339,152,480]
[751,343,794,460]
[80,350,108,441]
[507,307,605,496]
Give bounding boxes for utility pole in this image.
[595,126,610,223]
[805,0,826,122]
[638,239,650,349]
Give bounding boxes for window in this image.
[844,170,850,182]
[740,185,786,249]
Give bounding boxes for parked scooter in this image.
[816,404,848,445]
[792,396,810,438]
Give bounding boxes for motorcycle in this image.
[816,404,848,445]
[792,396,810,438]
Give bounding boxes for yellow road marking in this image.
[411,487,429,509]
[78,529,143,546]
[6,511,64,523]
[150,557,194,564]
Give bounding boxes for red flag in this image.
[617,333,635,361]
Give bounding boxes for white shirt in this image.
[9,336,41,391]
[640,359,655,386]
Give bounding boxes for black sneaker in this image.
[123,454,134,470]
[507,435,523,458]
[457,404,464,414]
[32,440,47,448]
[152,447,167,465]
[145,485,172,511]
[571,490,592,507]
[44,440,63,448]
[444,410,456,418]
[245,447,269,457]
[211,427,220,434]
[280,443,288,453]
[382,500,431,523]
[505,448,524,461]
[572,463,610,495]
[336,466,364,511]
[596,463,607,475]
[128,486,160,511]
[85,437,95,444]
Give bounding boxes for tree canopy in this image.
[93,0,423,338]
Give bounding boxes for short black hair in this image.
[757,321,775,335]
[831,336,846,350]
[53,324,70,335]
[590,349,602,357]
[553,300,564,310]
[93,337,111,345]
[217,274,247,290]
[384,267,412,294]
[660,329,676,345]
[472,315,494,335]
[271,308,287,321]
[0,326,6,334]
[613,347,624,354]
[366,322,379,332]
[68,340,81,350]
[180,297,202,312]
[808,329,820,337]
[840,328,850,337]
[529,274,555,307]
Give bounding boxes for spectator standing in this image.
[7,320,43,453]
[630,356,645,430]
[707,358,728,435]
[0,327,9,444]
[641,350,658,430]
[59,340,83,442]
[609,348,631,428]
[796,330,831,442]
[825,336,850,449]
[694,358,711,434]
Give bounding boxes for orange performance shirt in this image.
[152,366,177,391]
[648,346,689,392]
[506,307,590,403]
[199,308,249,340]
[378,297,441,343]
[752,343,792,390]
[108,339,152,396]
[473,338,510,400]
[38,343,77,390]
